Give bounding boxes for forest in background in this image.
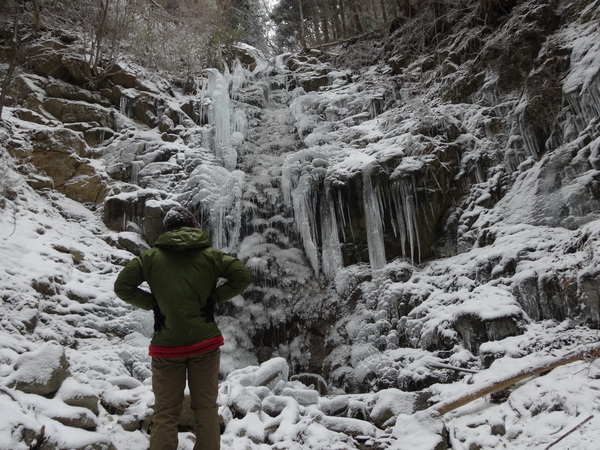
[0,0,515,108]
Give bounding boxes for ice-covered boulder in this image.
[318,414,378,438]
[280,386,319,406]
[290,372,328,395]
[318,396,350,416]
[391,410,447,450]
[370,389,424,428]
[252,357,290,389]
[229,385,262,417]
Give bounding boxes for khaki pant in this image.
[150,348,221,450]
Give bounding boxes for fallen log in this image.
[429,342,600,416]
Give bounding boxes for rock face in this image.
[6,102,111,204]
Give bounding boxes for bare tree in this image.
[369,0,380,25]
[30,0,42,30]
[33,0,138,87]
[379,0,389,23]
[335,0,348,38]
[0,2,21,124]
[308,0,322,46]
[347,0,364,35]
[399,0,412,17]
[83,0,136,86]
[297,0,307,49]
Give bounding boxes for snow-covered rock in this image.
[6,342,70,396]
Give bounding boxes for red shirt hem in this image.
[149,335,224,358]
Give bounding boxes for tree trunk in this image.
[370,0,379,29]
[429,343,600,416]
[89,0,110,80]
[329,0,341,41]
[336,0,347,38]
[0,5,20,123]
[347,0,363,34]
[321,8,330,43]
[379,0,388,24]
[31,0,42,30]
[298,0,307,49]
[479,0,496,24]
[309,0,322,46]
[396,0,411,18]
[319,0,333,43]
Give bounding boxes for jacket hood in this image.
[154,227,212,250]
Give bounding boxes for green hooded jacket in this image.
[114,227,252,347]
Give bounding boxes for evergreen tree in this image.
[270,0,303,51]
[228,0,270,53]
[270,0,411,52]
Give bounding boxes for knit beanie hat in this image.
[163,206,200,231]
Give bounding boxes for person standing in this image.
[114,206,252,450]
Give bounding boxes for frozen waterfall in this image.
[198,54,435,276]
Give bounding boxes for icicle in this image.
[230,59,248,97]
[131,160,144,185]
[291,174,320,274]
[281,150,327,275]
[233,109,248,138]
[564,94,585,135]
[588,83,600,121]
[518,114,541,158]
[391,176,421,264]
[206,69,237,171]
[567,81,600,135]
[321,185,343,279]
[198,78,208,125]
[369,99,377,119]
[289,89,318,138]
[119,92,132,118]
[335,189,349,243]
[210,169,245,251]
[362,165,386,272]
[119,95,127,116]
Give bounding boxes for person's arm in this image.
[114,258,157,310]
[212,256,252,303]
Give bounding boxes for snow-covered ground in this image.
[2,138,600,448]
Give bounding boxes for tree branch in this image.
[429,343,600,416]
[544,414,594,450]
[426,362,479,374]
